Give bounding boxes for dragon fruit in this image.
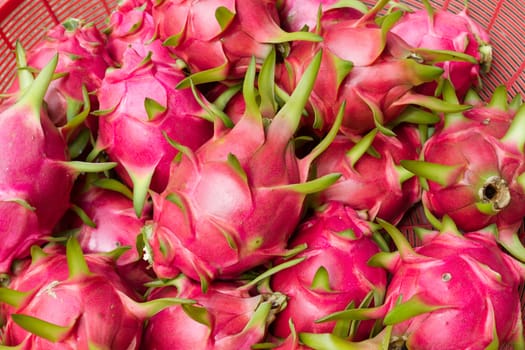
[8,18,112,133]
[142,274,285,349]
[104,0,156,64]
[401,82,525,262]
[270,201,387,341]
[306,218,525,349]
[67,178,156,293]
[275,0,473,136]
[314,124,422,225]
[153,0,322,86]
[95,39,214,217]
[70,179,150,264]
[145,49,342,285]
[0,46,115,275]
[0,238,194,349]
[390,0,492,99]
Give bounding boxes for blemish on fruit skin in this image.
[442,272,452,282]
[249,237,263,251]
[36,280,60,298]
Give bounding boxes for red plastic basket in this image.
[0,0,524,347]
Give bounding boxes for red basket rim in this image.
[0,0,27,23]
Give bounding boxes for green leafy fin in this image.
[65,160,117,174]
[70,204,96,228]
[269,173,341,194]
[62,84,91,137]
[269,50,323,146]
[400,159,462,187]
[383,294,449,325]
[182,304,212,328]
[301,100,345,168]
[144,97,167,121]
[11,314,74,342]
[346,128,379,168]
[189,79,234,128]
[14,41,34,90]
[66,236,91,278]
[0,288,30,307]
[215,6,235,32]
[125,296,196,320]
[240,257,306,291]
[15,54,58,117]
[128,167,155,218]
[258,47,278,118]
[487,85,509,111]
[377,218,416,259]
[176,62,229,88]
[311,266,331,292]
[501,103,525,154]
[93,178,134,200]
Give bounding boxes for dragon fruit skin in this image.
[0,238,193,349]
[72,183,151,265]
[141,275,285,350]
[270,201,387,341]
[153,0,322,85]
[433,83,516,138]
[314,124,421,225]
[146,50,341,284]
[104,0,156,64]
[390,1,492,99]
[96,39,214,216]
[8,19,112,129]
[308,220,525,349]
[277,0,368,32]
[68,181,156,293]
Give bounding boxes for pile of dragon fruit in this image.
[1,0,525,348]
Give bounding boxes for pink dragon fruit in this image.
[0,46,115,275]
[153,0,322,86]
[0,238,194,349]
[305,218,525,349]
[270,201,387,341]
[8,18,113,133]
[95,39,214,217]
[314,124,422,225]
[275,0,472,137]
[70,179,150,265]
[390,0,492,99]
[277,0,368,32]
[145,49,342,285]
[401,84,525,262]
[104,0,156,64]
[141,274,286,349]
